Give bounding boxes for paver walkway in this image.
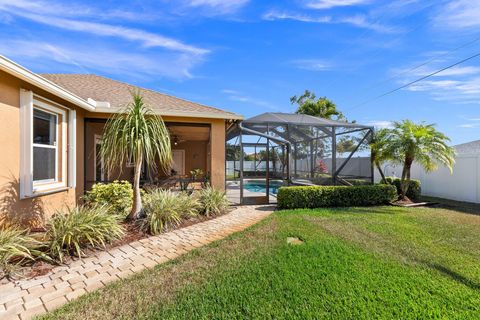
[0,205,274,320]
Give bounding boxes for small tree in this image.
[369,128,393,184]
[290,90,345,120]
[101,93,172,220]
[388,120,455,200]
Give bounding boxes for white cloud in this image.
[0,0,209,79]
[392,65,480,79]
[405,77,480,104]
[434,0,480,29]
[459,123,480,128]
[262,11,331,23]
[262,10,398,33]
[0,39,202,79]
[366,120,393,129]
[337,15,398,33]
[305,0,371,10]
[221,89,281,111]
[5,11,208,55]
[186,0,249,14]
[291,59,332,71]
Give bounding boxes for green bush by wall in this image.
[277,185,397,209]
[382,177,421,200]
[83,180,133,216]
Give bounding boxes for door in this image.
[241,143,269,205]
[172,150,185,175]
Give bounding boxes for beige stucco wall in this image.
[0,70,85,227]
[172,141,208,176]
[0,75,227,227]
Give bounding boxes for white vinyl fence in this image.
[375,154,480,204]
[227,157,371,177]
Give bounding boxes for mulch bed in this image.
[6,209,234,282]
[391,196,436,207]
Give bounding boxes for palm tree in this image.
[369,128,393,184]
[388,120,455,199]
[100,93,172,220]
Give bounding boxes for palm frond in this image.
[100,92,172,175]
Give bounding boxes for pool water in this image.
[244,182,283,195]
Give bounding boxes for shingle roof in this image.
[40,74,242,120]
[454,139,480,155]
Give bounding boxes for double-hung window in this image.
[20,90,76,198]
[33,108,59,183]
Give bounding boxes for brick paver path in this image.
[0,205,274,320]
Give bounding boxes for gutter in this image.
[94,107,244,120]
[0,55,96,111]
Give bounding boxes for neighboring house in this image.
[0,55,242,227]
[454,139,480,155]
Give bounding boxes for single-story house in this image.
[0,55,242,227]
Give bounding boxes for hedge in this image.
[277,185,398,209]
[382,177,421,200]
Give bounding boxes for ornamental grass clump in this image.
[142,190,201,235]
[0,227,47,278]
[46,205,124,262]
[197,187,229,216]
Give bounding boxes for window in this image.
[33,109,58,183]
[20,90,76,198]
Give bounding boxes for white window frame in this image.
[20,89,76,198]
[32,107,59,185]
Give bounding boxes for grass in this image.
[39,204,480,319]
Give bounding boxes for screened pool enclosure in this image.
[226,113,374,204]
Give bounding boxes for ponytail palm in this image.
[389,120,455,199]
[101,93,172,220]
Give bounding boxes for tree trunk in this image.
[400,157,413,200]
[375,161,388,184]
[127,153,143,220]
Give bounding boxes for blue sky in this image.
[1,0,479,144]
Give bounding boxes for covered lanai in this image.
[226,112,374,204]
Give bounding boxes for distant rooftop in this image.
[454,139,480,155]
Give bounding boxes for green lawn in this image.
[40,204,480,319]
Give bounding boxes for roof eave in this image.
[94,107,244,120]
[0,55,96,111]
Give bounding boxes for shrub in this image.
[277,185,397,209]
[0,227,49,277]
[382,177,421,200]
[197,187,229,216]
[84,180,133,216]
[142,190,200,235]
[46,206,124,262]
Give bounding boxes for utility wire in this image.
[320,0,449,94]
[359,34,480,93]
[349,51,480,110]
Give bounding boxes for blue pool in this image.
[244,181,284,195]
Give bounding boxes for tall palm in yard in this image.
[388,120,455,200]
[101,93,172,220]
